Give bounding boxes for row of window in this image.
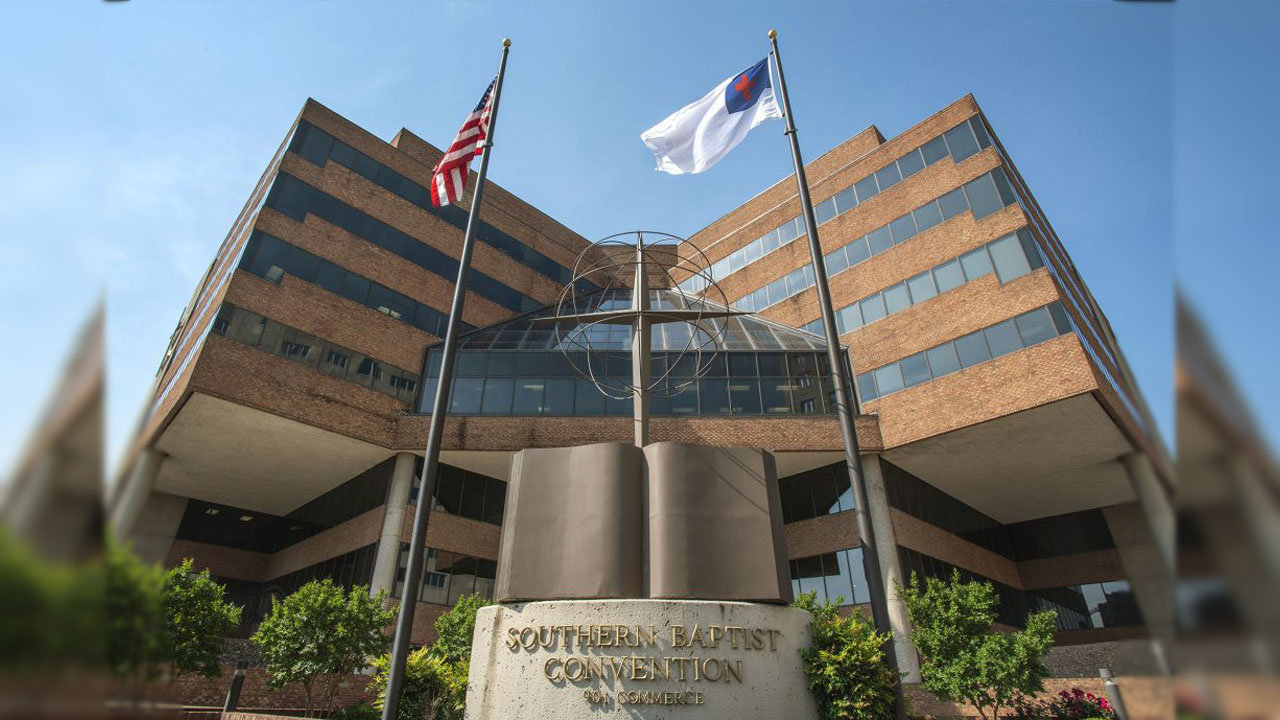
[409,460,507,526]
[881,461,1011,558]
[418,348,840,417]
[790,548,871,606]
[266,173,542,314]
[782,460,1119,562]
[780,462,855,523]
[176,458,400,554]
[856,302,1073,402]
[239,231,472,337]
[679,117,994,295]
[734,167,1018,314]
[290,120,589,290]
[272,543,379,599]
[433,348,833,380]
[801,229,1044,337]
[898,548,1142,630]
[210,302,421,403]
[393,545,497,606]
[419,374,837,418]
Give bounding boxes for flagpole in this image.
[767,28,905,713]
[379,38,511,720]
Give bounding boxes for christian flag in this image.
[640,57,782,175]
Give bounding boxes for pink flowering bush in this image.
[1012,687,1117,720]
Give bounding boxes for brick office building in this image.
[111,94,1172,680]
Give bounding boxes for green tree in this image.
[371,593,492,720]
[251,580,395,717]
[792,591,898,720]
[900,571,1056,720]
[164,559,242,679]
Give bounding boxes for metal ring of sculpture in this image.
[551,230,734,401]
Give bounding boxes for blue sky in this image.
[0,0,1274,477]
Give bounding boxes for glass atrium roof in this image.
[447,288,829,352]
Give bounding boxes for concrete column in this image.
[1103,502,1175,674]
[862,455,921,682]
[1120,452,1175,574]
[109,448,166,542]
[369,452,417,598]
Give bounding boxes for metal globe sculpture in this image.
[541,230,745,445]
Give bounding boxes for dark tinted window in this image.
[944,123,981,162]
[954,332,992,368]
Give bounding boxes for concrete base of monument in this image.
[465,599,821,720]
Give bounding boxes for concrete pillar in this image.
[109,448,166,542]
[1103,502,1175,674]
[862,455,921,682]
[370,452,417,598]
[130,494,188,565]
[1120,452,1175,574]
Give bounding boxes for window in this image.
[921,135,949,164]
[855,372,878,402]
[815,196,838,224]
[963,173,1005,219]
[1015,308,1057,346]
[854,176,878,204]
[913,201,943,232]
[867,226,894,255]
[989,233,1033,282]
[900,352,932,387]
[934,260,965,292]
[943,123,981,162]
[845,236,871,266]
[281,341,310,358]
[860,294,887,324]
[984,320,1022,358]
[883,283,911,314]
[875,164,901,191]
[450,378,484,413]
[938,188,969,219]
[512,378,544,415]
[873,364,904,395]
[954,331,992,368]
[729,378,762,414]
[960,247,994,280]
[833,187,856,213]
[699,379,731,414]
[889,214,917,244]
[825,246,849,275]
[897,149,925,177]
[836,303,862,334]
[907,272,937,303]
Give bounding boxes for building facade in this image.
[112,95,1173,677]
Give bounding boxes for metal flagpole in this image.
[380,38,511,720]
[768,28,905,714]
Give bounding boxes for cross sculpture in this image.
[541,231,745,447]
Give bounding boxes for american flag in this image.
[429,78,497,207]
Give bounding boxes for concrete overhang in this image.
[881,393,1136,523]
[152,393,390,515]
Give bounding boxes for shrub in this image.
[372,648,467,720]
[900,571,1056,720]
[330,703,381,720]
[371,592,492,720]
[793,591,898,720]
